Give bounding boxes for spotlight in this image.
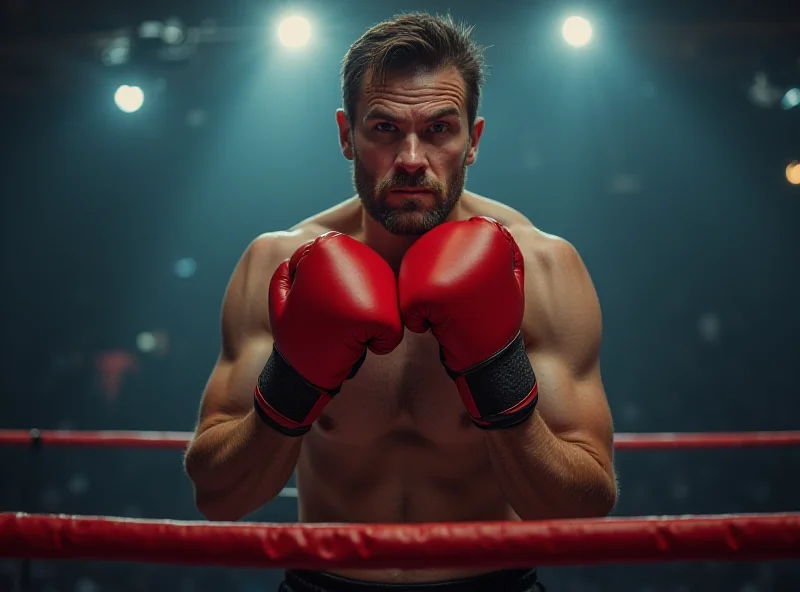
[562,16,593,48]
[174,257,197,278]
[277,15,312,48]
[136,332,157,353]
[114,85,144,113]
[749,72,784,108]
[101,35,131,66]
[136,331,170,356]
[782,88,800,110]
[786,162,800,186]
[162,18,186,45]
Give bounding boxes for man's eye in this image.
[430,122,450,133]
[374,122,397,132]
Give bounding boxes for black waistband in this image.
[283,568,538,592]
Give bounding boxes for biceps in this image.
[532,353,614,457]
[198,335,274,430]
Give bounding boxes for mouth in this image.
[388,188,434,194]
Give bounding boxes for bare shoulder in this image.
[461,191,534,228]
[247,200,359,264]
[508,225,601,360]
[241,197,362,285]
[507,225,584,274]
[247,227,320,269]
[461,191,584,275]
[289,196,363,237]
[509,224,594,302]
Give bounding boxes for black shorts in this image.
[277,569,545,592]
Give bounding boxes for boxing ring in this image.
[1,429,800,571]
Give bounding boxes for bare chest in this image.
[315,331,475,443]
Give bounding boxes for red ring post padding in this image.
[2,430,800,450]
[1,513,799,569]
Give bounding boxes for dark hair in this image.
[341,12,486,130]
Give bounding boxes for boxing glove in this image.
[255,232,403,436]
[398,217,537,429]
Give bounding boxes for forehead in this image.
[357,66,466,119]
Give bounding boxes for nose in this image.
[394,134,427,176]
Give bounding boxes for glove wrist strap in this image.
[253,345,368,437]
[441,332,538,430]
[253,346,334,437]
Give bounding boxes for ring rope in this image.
[1,429,799,450]
[1,512,799,569]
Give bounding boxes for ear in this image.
[336,109,354,160]
[465,116,485,166]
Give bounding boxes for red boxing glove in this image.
[255,232,404,436]
[399,217,538,429]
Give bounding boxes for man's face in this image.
[337,67,484,235]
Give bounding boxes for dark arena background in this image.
[1,0,799,590]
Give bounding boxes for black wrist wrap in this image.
[253,347,366,437]
[442,332,538,430]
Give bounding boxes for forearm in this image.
[484,411,616,520]
[184,411,301,521]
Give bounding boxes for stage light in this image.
[138,21,162,39]
[136,331,170,356]
[562,16,593,48]
[782,88,800,110]
[174,257,197,278]
[101,35,130,66]
[278,15,311,48]
[786,161,800,186]
[114,85,144,113]
[136,332,157,353]
[162,18,186,45]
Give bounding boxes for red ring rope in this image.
[1,512,798,568]
[0,430,191,449]
[1,429,799,450]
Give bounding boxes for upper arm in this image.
[515,228,615,473]
[195,235,283,434]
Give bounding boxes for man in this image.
[184,12,617,592]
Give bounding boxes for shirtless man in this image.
[184,12,617,592]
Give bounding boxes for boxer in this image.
[185,12,616,592]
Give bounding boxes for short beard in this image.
[353,144,468,236]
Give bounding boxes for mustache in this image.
[378,174,441,193]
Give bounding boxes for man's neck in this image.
[361,213,419,274]
[360,197,469,274]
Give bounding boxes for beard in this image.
[353,146,468,236]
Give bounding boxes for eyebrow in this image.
[362,106,461,124]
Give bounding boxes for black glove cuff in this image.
[441,333,538,430]
[253,346,327,437]
[253,346,367,437]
